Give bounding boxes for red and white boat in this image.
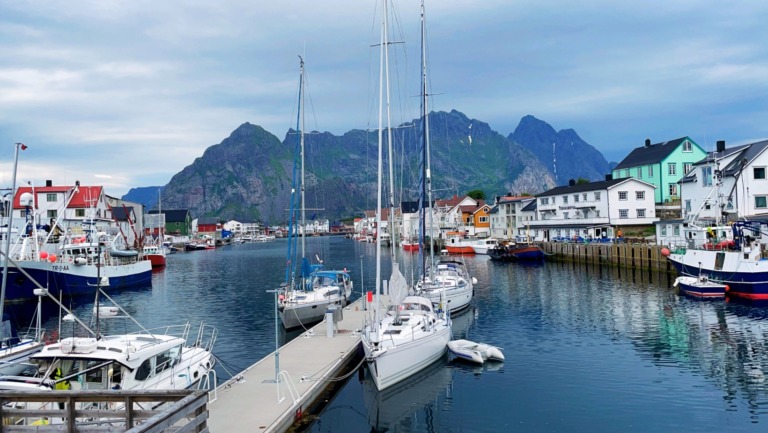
[142,243,166,267]
[402,238,420,252]
[444,232,475,254]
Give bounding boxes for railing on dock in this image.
[0,390,208,433]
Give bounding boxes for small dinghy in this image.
[673,275,728,298]
[447,339,505,364]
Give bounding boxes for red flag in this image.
[20,143,27,150]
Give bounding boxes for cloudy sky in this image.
[2,0,768,197]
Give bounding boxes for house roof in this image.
[198,217,220,225]
[537,178,633,197]
[148,209,189,223]
[722,140,768,177]
[111,206,136,221]
[496,195,531,204]
[613,137,691,170]
[521,200,537,212]
[488,205,499,214]
[13,185,103,209]
[435,195,468,208]
[472,205,491,215]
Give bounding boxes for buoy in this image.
[725,285,730,292]
[48,254,57,263]
[366,291,373,303]
[278,294,285,301]
[40,251,48,259]
[661,247,670,257]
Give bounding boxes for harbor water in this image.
[7,236,768,432]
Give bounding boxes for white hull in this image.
[279,296,346,330]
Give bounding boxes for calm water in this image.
[7,237,768,432]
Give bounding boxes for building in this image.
[149,209,192,236]
[198,217,221,238]
[489,195,535,240]
[612,137,707,204]
[679,139,768,222]
[529,178,659,242]
[11,181,111,233]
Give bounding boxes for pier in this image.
[208,296,382,432]
[540,241,674,273]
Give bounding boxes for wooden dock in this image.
[540,241,675,273]
[208,296,384,433]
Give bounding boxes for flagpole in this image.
[1,143,27,325]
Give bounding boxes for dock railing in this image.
[0,389,208,433]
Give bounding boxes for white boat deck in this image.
[208,296,388,432]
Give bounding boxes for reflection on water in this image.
[5,238,768,431]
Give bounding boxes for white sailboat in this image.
[278,57,352,330]
[361,0,451,392]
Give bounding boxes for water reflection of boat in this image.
[450,306,476,340]
[362,355,452,433]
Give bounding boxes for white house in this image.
[489,196,535,241]
[529,178,659,241]
[679,139,768,223]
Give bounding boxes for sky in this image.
[2,0,768,197]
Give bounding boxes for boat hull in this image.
[279,297,346,330]
[673,276,727,298]
[488,245,545,262]
[667,250,768,299]
[445,246,475,255]
[146,254,166,267]
[4,259,153,301]
[363,324,450,391]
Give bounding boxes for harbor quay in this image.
[540,241,675,272]
[208,296,385,433]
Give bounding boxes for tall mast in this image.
[384,0,397,264]
[300,58,307,262]
[374,0,388,327]
[421,0,435,271]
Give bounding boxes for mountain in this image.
[509,115,611,185]
[142,110,612,223]
[122,186,164,209]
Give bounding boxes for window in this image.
[637,167,643,179]
[756,196,767,209]
[683,140,692,152]
[619,209,629,219]
[563,196,568,204]
[685,200,692,212]
[669,184,678,197]
[583,193,587,202]
[479,216,488,223]
[596,210,600,217]
[47,210,57,219]
[618,191,628,200]
[702,166,712,186]
[540,197,548,205]
[636,191,645,200]
[661,225,667,236]
[668,163,676,176]
[637,209,646,218]
[75,209,85,217]
[573,194,580,203]
[46,194,56,202]
[674,225,680,235]
[649,165,654,177]
[755,167,766,180]
[684,163,692,174]
[564,212,569,219]
[594,192,601,201]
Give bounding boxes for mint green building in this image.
[612,137,707,204]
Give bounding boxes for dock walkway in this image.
[208,296,386,432]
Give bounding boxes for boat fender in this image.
[725,285,730,292]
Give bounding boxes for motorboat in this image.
[471,238,499,255]
[447,339,505,364]
[673,274,728,298]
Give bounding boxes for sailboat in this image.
[411,0,475,314]
[361,0,451,392]
[278,57,353,330]
[142,190,167,267]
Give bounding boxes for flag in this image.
[19,143,27,150]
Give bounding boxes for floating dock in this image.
[208,296,386,432]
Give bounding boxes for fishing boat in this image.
[142,243,166,267]
[362,0,451,392]
[673,274,728,298]
[488,242,546,262]
[447,339,505,364]
[278,57,352,330]
[444,232,476,254]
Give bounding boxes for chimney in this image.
[645,138,651,147]
[45,180,52,187]
[716,140,725,153]
[568,179,576,186]
[605,174,613,181]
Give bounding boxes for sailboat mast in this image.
[300,59,307,262]
[375,0,388,326]
[421,0,436,269]
[384,1,397,263]
[285,58,304,286]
